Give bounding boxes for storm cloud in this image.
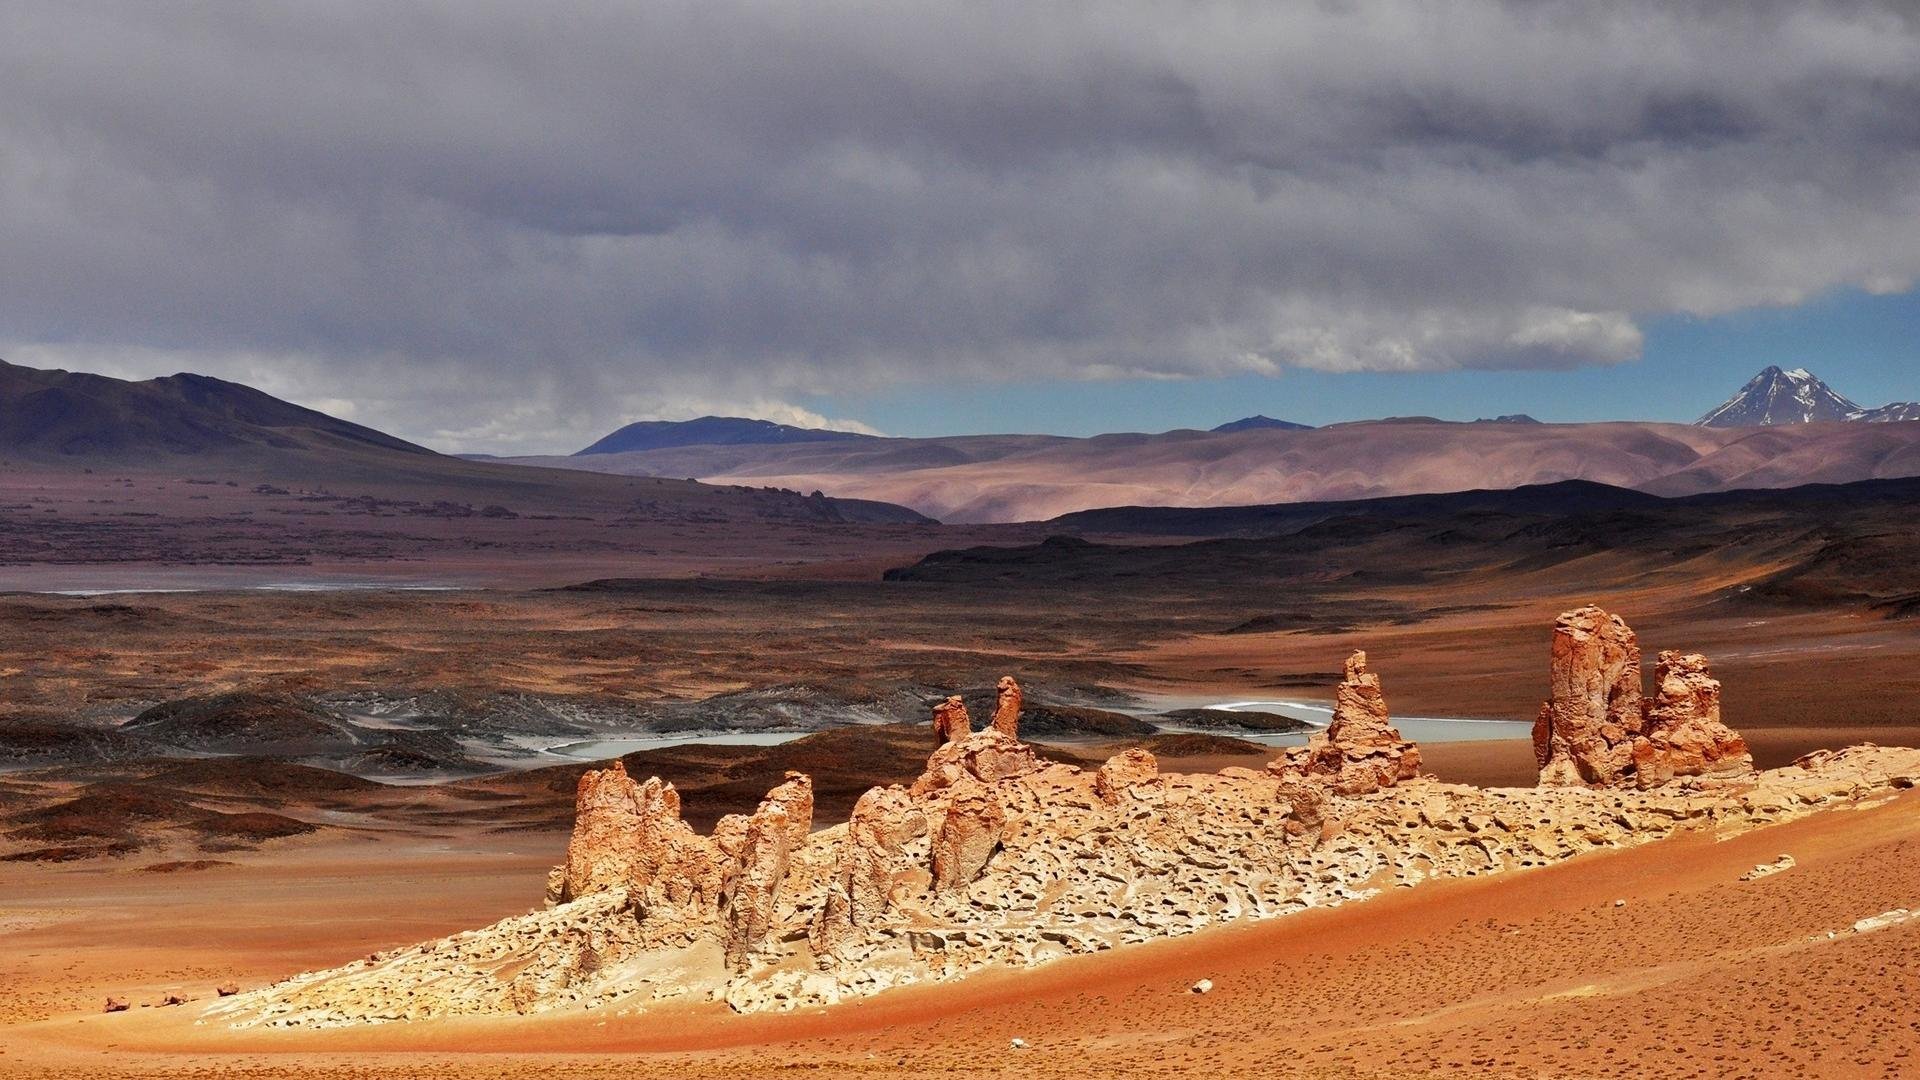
[3,2,1918,450]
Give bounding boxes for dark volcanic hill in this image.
[0,359,431,459]
[886,475,1920,618]
[578,415,877,455]
[1049,478,1667,537]
[1210,415,1313,433]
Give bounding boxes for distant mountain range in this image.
[510,414,1920,522]
[1697,366,1919,427]
[505,368,1914,521]
[577,415,879,455]
[0,359,928,527]
[7,356,1920,526]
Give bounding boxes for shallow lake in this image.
[542,732,810,759]
[1161,699,1533,746]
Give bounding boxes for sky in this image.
[3,2,1919,453]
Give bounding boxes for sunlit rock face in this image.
[932,694,972,745]
[1635,651,1753,788]
[1534,606,1644,787]
[1534,607,1754,789]
[991,675,1022,738]
[1268,650,1421,795]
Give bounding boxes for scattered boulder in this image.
[1634,651,1753,788]
[1534,606,1643,786]
[932,695,972,745]
[1094,748,1160,805]
[1852,909,1915,934]
[216,982,240,997]
[991,676,1023,738]
[1741,854,1795,881]
[1268,652,1420,795]
[103,997,129,1013]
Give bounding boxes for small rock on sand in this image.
[1741,854,1796,881]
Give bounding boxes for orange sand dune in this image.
[6,787,1917,1077]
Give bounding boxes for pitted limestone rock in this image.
[1094,747,1160,805]
[210,745,1920,1027]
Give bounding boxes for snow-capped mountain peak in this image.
[1852,401,1920,423]
[1697,366,1862,427]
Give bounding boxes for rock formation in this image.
[932,694,972,744]
[1268,651,1420,795]
[911,726,1044,797]
[558,760,647,902]
[1094,747,1160,805]
[1534,606,1643,786]
[1535,608,1755,789]
[211,657,1914,1029]
[991,675,1022,738]
[1635,651,1753,788]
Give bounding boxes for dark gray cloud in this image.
[3,2,1918,450]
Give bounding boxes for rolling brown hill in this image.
[0,360,948,586]
[0,359,430,460]
[507,418,1920,522]
[0,359,918,522]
